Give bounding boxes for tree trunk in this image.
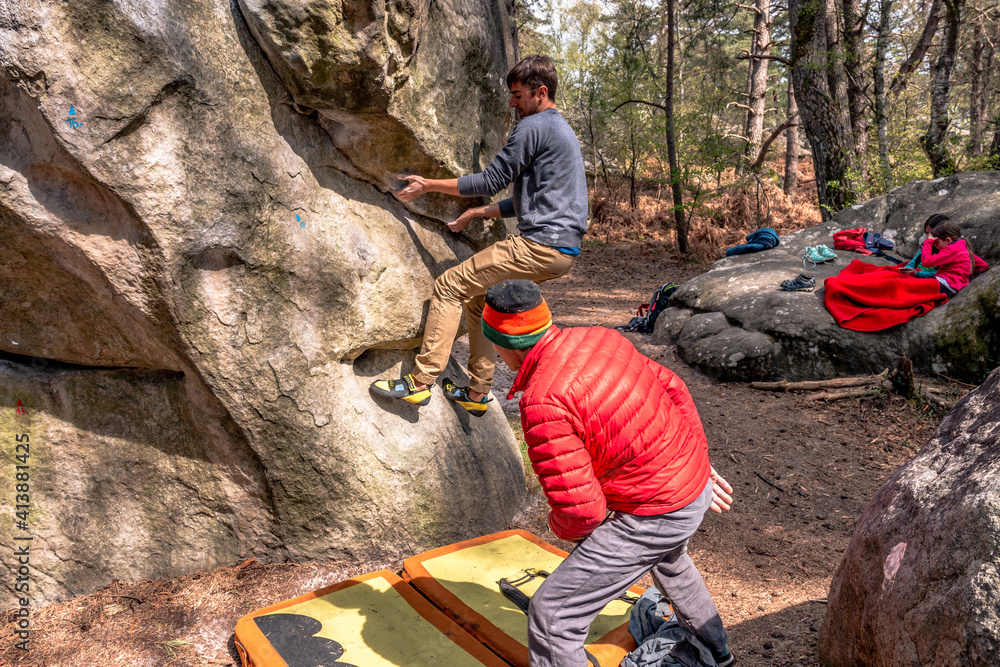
[743,0,773,168]
[505,0,521,62]
[629,124,638,209]
[789,0,858,218]
[825,0,848,120]
[889,0,943,95]
[665,0,688,253]
[968,17,996,156]
[921,0,964,176]
[784,77,800,194]
[842,0,869,190]
[874,0,893,191]
[991,121,1000,167]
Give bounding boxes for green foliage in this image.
[517,0,998,223]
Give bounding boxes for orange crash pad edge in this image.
[402,529,643,667]
[234,569,508,667]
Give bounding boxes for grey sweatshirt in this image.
[457,109,588,249]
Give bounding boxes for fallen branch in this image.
[920,388,954,409]
[806,388,881,402]
[751,369,888,392]
[931,371,978,388]
[754,471,786,493]
[234,557,256,573]
[746,545,779,557]
[110,595,144,604]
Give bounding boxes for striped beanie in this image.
[483,280,552,349]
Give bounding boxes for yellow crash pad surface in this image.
[235,570,504,667]
[412,531,636,645]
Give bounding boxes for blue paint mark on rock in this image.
[66,105,82,129]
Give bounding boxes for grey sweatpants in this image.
[527,480,728,667]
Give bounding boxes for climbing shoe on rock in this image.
[442,377,491,416]
[370,374,432,406]
[780,273,816,292]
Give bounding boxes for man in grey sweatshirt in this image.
[371,55,588,415]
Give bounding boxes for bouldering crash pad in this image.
[402,529,644,667]
[234,569,507,667]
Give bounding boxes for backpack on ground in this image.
[617,283,679,334]
[832,227,871,255]
[863,231,904,264]
[863,230,896,253]
[833,227,903,264]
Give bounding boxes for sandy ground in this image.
[0,241,961,667]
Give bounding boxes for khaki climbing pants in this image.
[412,235,575,395]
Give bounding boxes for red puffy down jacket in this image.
[509,326,712,541]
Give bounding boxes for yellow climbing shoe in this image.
[442,377,491,416]
[370,374,432,406]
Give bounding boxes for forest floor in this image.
[0,240,966,667]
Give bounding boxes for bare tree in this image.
[889,0,944,95]
[967,4,997,156]
[789,0,859,217]
[921,0,965,176]
[842,0,869,189]
[665,0,688,252]
[874,0,894,191]
[739,0,775,168]
[991,118,1000,166]
[784,77,800,194]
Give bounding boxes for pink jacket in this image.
[921,238,972,292]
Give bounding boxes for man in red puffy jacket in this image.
[483,280,735,667]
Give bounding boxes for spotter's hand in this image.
[709,466,733,513]
[394,174,429,202]
[899,268,917,277]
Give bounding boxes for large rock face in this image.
[819,367,1000,666]
[0,0,525,603]
[653,172,1000,382]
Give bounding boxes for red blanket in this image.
[824,260,948,331]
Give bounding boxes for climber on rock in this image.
[370,54,588,416]
[484,279,736,667]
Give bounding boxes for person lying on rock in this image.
[483,279,736,667]
[370,55,587,416]
[899,220,982,298]
[900,214,989,280]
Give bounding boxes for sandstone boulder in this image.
[818,366,1000,666]
[0,0,525,603]
[653,172,1000,382]
[238,0,516,231]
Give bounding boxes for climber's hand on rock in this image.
[447,210,476,232]
[709,466,733,513]
[394,174,428,202]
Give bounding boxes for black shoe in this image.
[780,273,816,292]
